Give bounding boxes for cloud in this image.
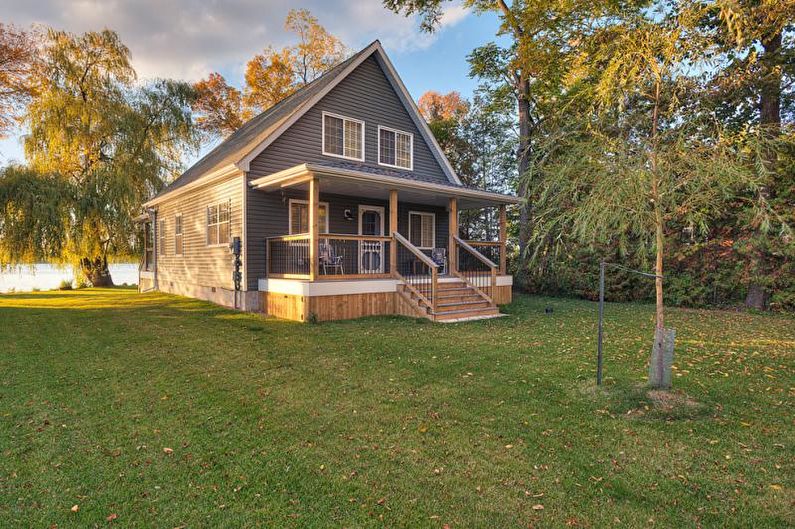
[4,0,470,83]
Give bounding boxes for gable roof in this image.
[146,41,465,206]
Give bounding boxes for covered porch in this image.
[249,163,519,321]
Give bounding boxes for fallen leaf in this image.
[70,505,79,513]
[163,447,173,455]
[769,484,782,490]
[106,513,118,521]
[532,504,544,511]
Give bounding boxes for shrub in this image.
[58,279,73,290]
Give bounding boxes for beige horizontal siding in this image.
[154,175,244,290]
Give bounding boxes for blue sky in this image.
[0,1,506,166]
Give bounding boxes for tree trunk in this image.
[516,74,533,290]
[745,30,782,310]
[80,255,114,287]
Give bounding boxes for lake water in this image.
[0,263,139,293]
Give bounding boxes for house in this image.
[138,40,521,322]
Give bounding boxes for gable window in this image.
[174,214,183,256]
[289,199,329,234]
[408,211,435,249]
[322,112,364,161]
[159,219,166,257]
[378,126,413,170]
[207,201,231,246]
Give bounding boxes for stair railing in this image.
[453,235,497,304]
[393,232,439,314]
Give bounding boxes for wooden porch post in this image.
[448,197,458,274]
[499,204,507,275]
[309,176,319,281]
[389,189,398,274]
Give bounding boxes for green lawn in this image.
[0,288,793,528]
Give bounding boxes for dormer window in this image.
[378,126,413,170]
[322,112,364,161]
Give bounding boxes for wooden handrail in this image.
[267,233,310,242]
[454,235,498,269]
[267,233,392,242]
[463,240,501,247]
[393,232,438,269]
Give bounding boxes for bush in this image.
[58,279,73,290]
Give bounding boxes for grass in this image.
[0,288,793,528]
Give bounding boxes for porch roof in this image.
[249,162,522,209]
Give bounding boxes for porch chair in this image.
[430,247,447,275]
[319,242,344,275]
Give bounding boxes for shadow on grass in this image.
[578,380,714,422]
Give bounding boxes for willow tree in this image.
[531,5,768,387]
[0,29,197,285]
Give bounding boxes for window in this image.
[289,199,329,234]
[159,219,166,257]
[409,211,435,249]
[322,112,364,161]
[378,126,413,170]
[174,214,183,256]
[144,222,154,271]
[207,201,231,246]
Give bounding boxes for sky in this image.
[0,0,506,165]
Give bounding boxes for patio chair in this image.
[430,248,447,275]
[319,242,344,275]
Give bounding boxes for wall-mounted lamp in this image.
[343,208,354,221]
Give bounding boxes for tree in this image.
[530,4,773,386]
[705,1,795,308]
[419,88,517,240]
[0,29,198,285]
[385,0,621,289]
[244,9,348,113]
[192,72,244,139]
[0,23,39,138]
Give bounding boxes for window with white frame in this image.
[206,201,230,246]
[378,126,413,170]
[322,112,364,161]
[289,199,329,234]
[408,211,435,249]
[174,214,183,255]
[159,219,166,257]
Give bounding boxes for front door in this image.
[359,205,385,273]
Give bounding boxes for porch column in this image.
[308,176,319,280]
[389,189,398,274]
[448,197,458,274]
[499,204,507,275]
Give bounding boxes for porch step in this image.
[434,306,500,321]
[436,299,492,311]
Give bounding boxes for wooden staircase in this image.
[398,278,501,322]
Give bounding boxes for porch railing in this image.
[394,231,438,314]
[321,234,392,278]
[463,240,501,274]
[266,233,393,279]
[266,234,311,278]
[454,235,497,303]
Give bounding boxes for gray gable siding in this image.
[246,55,450,184]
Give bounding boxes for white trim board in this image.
[258,275,512,295]
[259,278,400,296]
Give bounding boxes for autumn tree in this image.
[192,72,244,139]
[192,9,348,138]
[0,29,198,285]
[0,23,39,138]
[244,9,348,113]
